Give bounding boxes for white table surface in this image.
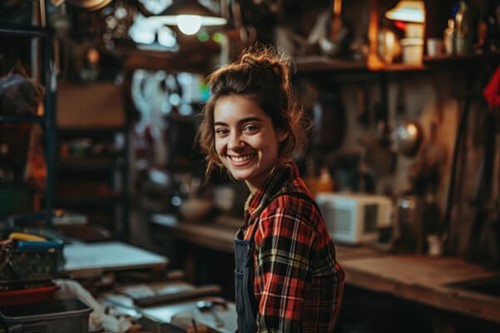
[63,241,168,276]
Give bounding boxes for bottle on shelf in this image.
[444,19,456,55]
[316,167,335,194]
[455,0,474,54]
[484,0,500,51]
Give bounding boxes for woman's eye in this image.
[215,128,229,136]
[243,124,259,133]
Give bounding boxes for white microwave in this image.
[315,193,393,245]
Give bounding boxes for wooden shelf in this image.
[123,39,221,73]
[294,51,500,76]
[295,56,367,74]
[56,195,124,206]
[0,115,45,124]
[295,55,428,74]
[423,51,500,70]
[57,156,125,171]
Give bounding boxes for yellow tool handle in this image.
[8,232,47,241]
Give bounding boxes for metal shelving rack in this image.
[0,0,56,226]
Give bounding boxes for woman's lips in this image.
[227,154,256,167]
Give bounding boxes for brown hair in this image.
[197,44,310,176]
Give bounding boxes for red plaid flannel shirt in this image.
[242,162,345,332]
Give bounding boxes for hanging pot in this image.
[389,84,423,157]
[390,119,424,157]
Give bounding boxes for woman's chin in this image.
[228,171,249,182]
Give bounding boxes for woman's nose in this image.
[228,134,244,149]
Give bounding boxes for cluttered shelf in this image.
[54,122,129,239]
[294,51,500,75]
[149,214,500,324]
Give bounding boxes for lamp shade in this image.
[66,0,112,11]
[385,0,425,23]
[146,0,227,35]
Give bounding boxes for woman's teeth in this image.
[230,155,253,162]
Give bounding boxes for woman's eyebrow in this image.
[214,121,228,127]
[239,117,262,124]
[214,117,262,127]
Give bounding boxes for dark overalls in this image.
[234,225,259,333]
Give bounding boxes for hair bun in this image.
[241,55,285,82]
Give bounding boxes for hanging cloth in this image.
[483,65,500,109]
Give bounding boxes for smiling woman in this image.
[213,95,288,192]
[196,44,345,333]
[197,45,309,180]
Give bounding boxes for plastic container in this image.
[0,282,57,306]
[0,299,92,333]
[401,38,424,65]
[426,38,444,57]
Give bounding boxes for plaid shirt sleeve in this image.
[250,194,344,332]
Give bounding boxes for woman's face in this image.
[214,95,287,193]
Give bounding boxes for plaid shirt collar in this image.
[244,161,298,221]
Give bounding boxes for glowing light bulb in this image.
[176,15,202,35]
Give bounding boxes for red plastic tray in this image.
[0,283,57,306]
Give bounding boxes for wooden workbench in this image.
[150,214,500,324]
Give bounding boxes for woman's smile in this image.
[227,153,257,165]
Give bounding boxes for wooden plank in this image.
[335,245,382,261]
[343,255,496,287]
[342,255,500,323]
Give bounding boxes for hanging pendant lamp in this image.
[385,0,425,23]
[66,0,113,11]
[145,0,227,35]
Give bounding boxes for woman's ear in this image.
[277,129,289,143]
